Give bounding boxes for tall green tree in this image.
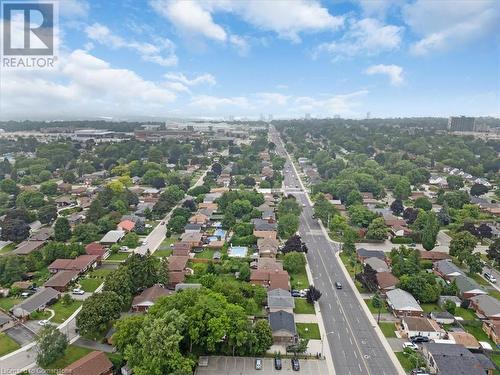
[54,217,71,242]
[76,291,123,339]
[35,325,68,367]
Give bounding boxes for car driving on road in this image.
[484,272,497,283]
[335,282,342,289]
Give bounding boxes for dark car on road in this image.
[335,282,342,289]
[291,357,300,371]
[274,357,282,370]
[410,336,430,343]
[291,290,301,297]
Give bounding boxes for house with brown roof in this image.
[189,213,209,225]
[13,240,46,255]
[61,351,113,375]
[167,255,189,288]
[375,272,399,294]
[400,317,445,340]
[55,196,74,208]
[269,271,290,291]
[48,255,99,274]
[132,285,173,312]
[449,332,481,350]
[172,242,192,256]
[258,238,279,258]
[180,232,203,247]
[43,270,79,292]
[253,230,277,240]
[418,250,450,261]
[483,320,500,345]
[257,258,284,271]
[85,242,107,260]
[117,220,135,232]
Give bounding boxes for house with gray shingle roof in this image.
[454,275,486,299]
[434,260,464,280]
[469,294,500,320]
[269,310,296,344]
[386,288,423,317]
[267,289,295,313]
[11,287,60,319]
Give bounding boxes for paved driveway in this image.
[5,325,35,346]
[194,356,329,375]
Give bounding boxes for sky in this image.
[0,0,499,120]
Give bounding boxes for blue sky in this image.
[1,0,499,120]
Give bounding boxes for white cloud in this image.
[315,18,403,58]
[255,92,290,106]
[151,0,343,45]
[151,0,227,41]
[365,64,404,86]
[164,72,216,86]
[293,90,369,117]
[85,23,178,66]
[357,0,402,18]
[60,0,89,18]
[189,95,251,112]
[0,50,178,119]
[229,35,250,56]
[403,0,500,55]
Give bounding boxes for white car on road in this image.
[72,288,85,295]
[403,342,418,351]
[38,320,50,326]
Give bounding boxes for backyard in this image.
[0,296,22,311]
[51,300,83,324]
[104,252,130,262]
[78,277,102,292]
[289,263,309,290]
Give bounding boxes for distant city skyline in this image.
[0,0,499,120]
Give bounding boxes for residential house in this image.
[419,250,450,262]
[85,242,107,260]
[375,272,399,294]
[400,317,446,340]
[449,332,481,350]
[189,213,209,225]
[13,240,46,255]
[455,275,486,299]
[253,230,277,240]
[180,232,203,247]
[117,220,135,232]
[142,188,160,198]
[252,218,278,232]
[135,202,154,216]
[269,270,291,291]
[434,260,464,280]
[30,227,53,241]
[267,289,295,313]
[184,223,202,233]
[482,320,500,345]
[61,350,113,375]
[438,295,462,308]
[356,248,386,263]
[167,256,189,288]
[257,258,283,271]
[100,230,125,246]
[269,310,296,345]
[422,343,494,375]
[430,311,455,325]
[469,294,500,320]
[55,196,73,208]
[132,285,172,312]
[57,183,72,193]
[261,210,276,222]
[257,237,279,258]
[43,270,79,292]
[11,287,60,318]
[48,255,99,274]
[364,257,389,273]
[386,288,423,317]
[172,242,192,256]
[77,197,93,209]
[67,212,85,227]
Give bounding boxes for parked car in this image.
[72,288,85,295]
[335,282,342,289]
[302,203,306,207]
[255,358,263,370]
[403,342,418,351]
[38,320,49,326]
[411,369,429,375]
[410,336,430,343]
[291,290,301,297]
[291,357,300,371]
[484,272,497,283]
[274,357,282,370]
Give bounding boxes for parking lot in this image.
[194,356,330,375]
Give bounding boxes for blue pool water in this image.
[228,246,248,258]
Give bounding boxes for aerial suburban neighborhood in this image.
[0,117,498,375]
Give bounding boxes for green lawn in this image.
[78,277,102,292]
[153,248,172,258]
[421,303,442,314]
[470,273,490,286]
[290,269,310,290]
[0,297,22,311]
[30,310,52,320]
[462,321,496,346]
[89,268,113,279]
[194,249,216,259]
[43,345,93,370]
[489,289,500,301]
[0,243,15,254]
[294,298,315,314]
[160,235,179,248]
[339,252,360,277]
[104,252,130,262]
[51,300,83,324]
[364,299,389,314]
[378,322,397,338]
[0,332,20,356]
[455,307,476,320]
[395,351,426,372]
[296,323,321,340]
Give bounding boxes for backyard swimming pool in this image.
[228,246,248,258]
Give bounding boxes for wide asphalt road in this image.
[271,128,399,375]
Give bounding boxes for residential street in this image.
[271,128,401,375]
